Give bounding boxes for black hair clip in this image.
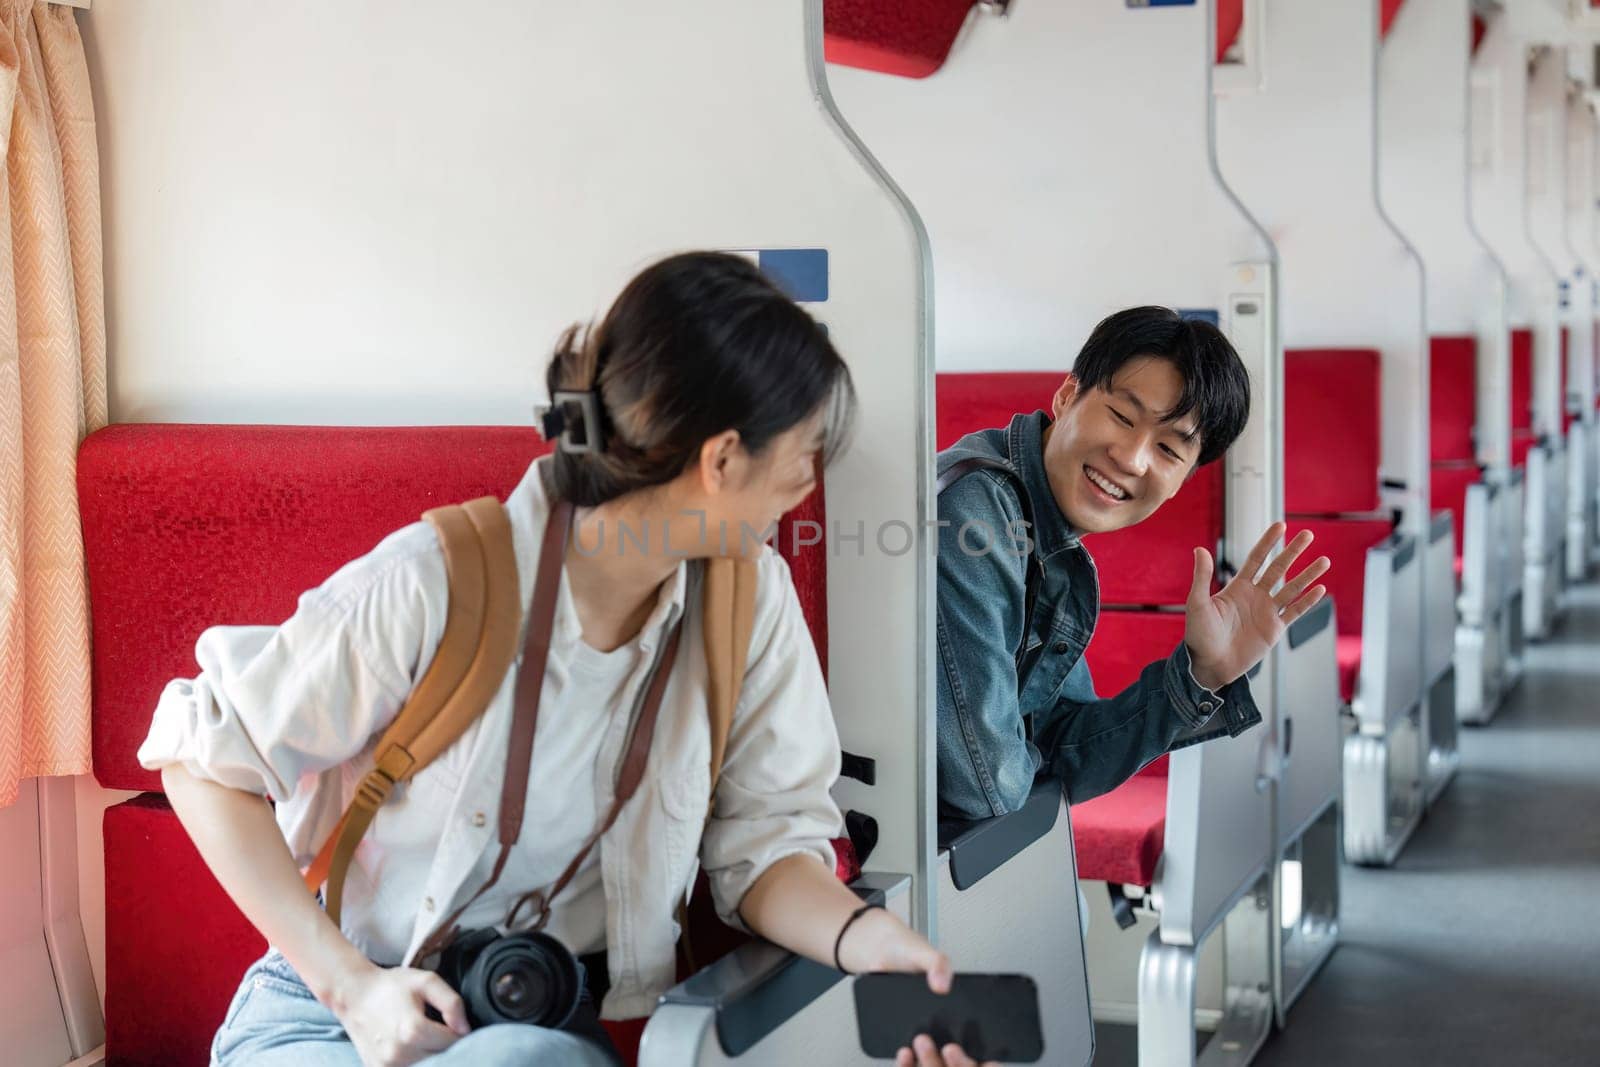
[534,389,604,454]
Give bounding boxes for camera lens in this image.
[459,931,583,1030]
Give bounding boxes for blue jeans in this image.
[211,951,620,1066]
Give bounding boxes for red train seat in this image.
[1286,518,1393,701]
[80,424,835,1067]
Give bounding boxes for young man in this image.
[936,307,1329,819]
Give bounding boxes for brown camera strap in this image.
[412,497,683,965]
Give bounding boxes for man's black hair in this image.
[1070,306,1250,467]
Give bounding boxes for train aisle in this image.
[1097,583,1600,1066]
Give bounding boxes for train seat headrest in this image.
[823,0,976,79]
[1429,336,1477,464]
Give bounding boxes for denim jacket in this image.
[935,412,1262,819]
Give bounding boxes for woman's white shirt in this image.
[136,457,843,1019]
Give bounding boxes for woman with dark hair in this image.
[143,253,985,1067]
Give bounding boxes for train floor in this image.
[1095,580,1600,1066]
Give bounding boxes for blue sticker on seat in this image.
[1178,308,1220,326]
[757,249,829,303]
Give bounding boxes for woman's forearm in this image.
[737,852,869,967]
[161,764,373,1008]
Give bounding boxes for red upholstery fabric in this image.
[1286,519,1392,636]
[1471,14,1487,55]
[1512,429,1537,470]
[1431,461,1479,559]
[1070,610,1182,878]
[81,425,552,792]
[82,425,839,1067]
[1561,325,1574,434]
[82,426,832,793]
[1336,635,1363,704]
[1430,335,1477,463]
[934,372,1061,449]
[1084,464,1224,606]
[1511,328,1534,431]
[1083,610,1186,696]
[1380,0,1407,37]
[823,0,974,79]
[1070,775,1167,886]
[1216,0,1244,62]
[105,795,266,1067]
[1284,348,1381,514]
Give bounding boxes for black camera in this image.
[434,928,585,1030]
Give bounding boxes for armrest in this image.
[935,778,1060,891]
[1429,510,1453,546]
[656,873,900,1057]
[1287,595,1334,650]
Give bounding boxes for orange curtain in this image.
[0,1,103,807]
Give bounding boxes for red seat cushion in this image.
[1070,775,1168,886]
[823,0,975,79]
[1285,348,1381,513]
[1430,336,1477,463]
[1286,518,1393,636]
[1336,635,1363,703]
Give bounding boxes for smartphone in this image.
[853,972,1044,1062]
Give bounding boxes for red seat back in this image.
[1083,611,1186,780]
[1285,519,1392,636]
[1429,336,1476,463]
[1511,327,1533,432]
[1285,348,1381,514]
[934,371,1060,450]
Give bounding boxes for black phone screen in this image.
[853,972,1044,1062]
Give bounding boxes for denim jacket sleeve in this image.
[934,469,1045,820]
[1035,642,1261,805]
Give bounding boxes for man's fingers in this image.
[1278,586,1327,626]
[1238,522,1284,582]
[914,1034,944,1066]
[1273,555,1331,609]
[1258,529,1314,589]
[896,1048,915,1067]
[1189,547,1216,606]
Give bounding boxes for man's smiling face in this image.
[1041,356,1202,534]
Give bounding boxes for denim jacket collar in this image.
[1006,411,1080,564]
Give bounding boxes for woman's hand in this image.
[329,961,470,1067]
[837,910,997,1067]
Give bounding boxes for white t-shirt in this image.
[452,599,644,955]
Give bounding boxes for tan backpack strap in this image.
[305,498,520,925]
[701,556,759,796]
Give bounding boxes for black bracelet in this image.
[833,902,885,974]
